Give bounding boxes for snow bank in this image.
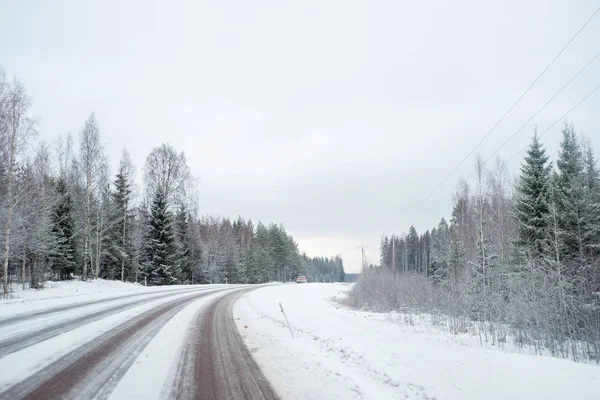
[234,283,600,400]
[0,279,216,320]
[2,279,146,303]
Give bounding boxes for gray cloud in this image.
[1,0,599,271]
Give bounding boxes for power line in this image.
[412,82,600,227]
[503,82,600,166]
[484,49,600,164]
[401,6,600,224]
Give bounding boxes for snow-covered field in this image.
[234,283,600,400]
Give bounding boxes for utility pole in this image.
[361,247,368,271]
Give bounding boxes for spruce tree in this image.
[380,236,390,270]
[50,178,78,279]
[145,190,178,285]
[113,154,134,281]
[174,203,192,283]
[582,142,600,276]
[555,124,587,276]
[232,216,249,283]
[336,255,346,282]
[515,132,552,262]
[407,226,419,273]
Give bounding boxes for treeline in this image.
[371,124,600,361]
[0,68,344,294]
[301,254,345,283]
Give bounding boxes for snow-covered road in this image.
[234,283,600,400]
[0,283,277,400]
[3,281,599,400]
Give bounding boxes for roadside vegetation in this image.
[349,128,600,363]
[0,68,344,294]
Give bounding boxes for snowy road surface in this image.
[0,284,277,400]
[3,282,599,400]
[234,283,600,400]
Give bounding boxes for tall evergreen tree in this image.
[407,226,419,273]
[50,178,78,279]
[144,190,178,285]
[515,132,552,262]
[582,141,600,291]
[174,203,192,283]
[113,151,135,281]
[555,124,587,276]
[336,255,346,282]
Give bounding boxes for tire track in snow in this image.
[172,288,278,400]
[0,288,236,400]
[0,287,209,357]
[0,286,201,327]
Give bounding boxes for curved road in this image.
[0,286,279,400]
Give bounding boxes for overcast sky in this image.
[1,0,599,272]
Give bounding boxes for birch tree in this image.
[488,157,515,265]
[19,144,56,287]
[144,143,191,208]
[78,113,103,281]
[0,75,36,296]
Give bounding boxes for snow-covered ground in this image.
[0,279,211,319]
[234,283,600,400]
[0,280,249,398]
[3,279,150,303]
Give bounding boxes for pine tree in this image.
[515,132,552,262]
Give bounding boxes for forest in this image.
[351,125,600,361]
[0,68,345,295]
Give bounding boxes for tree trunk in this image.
[21,256,26,290]
[2,208,12,297]
[2,122,16,297]
[30,257,38,289]
[95,215,101,279]
[121,200,127,282]
[83,190,90,281]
